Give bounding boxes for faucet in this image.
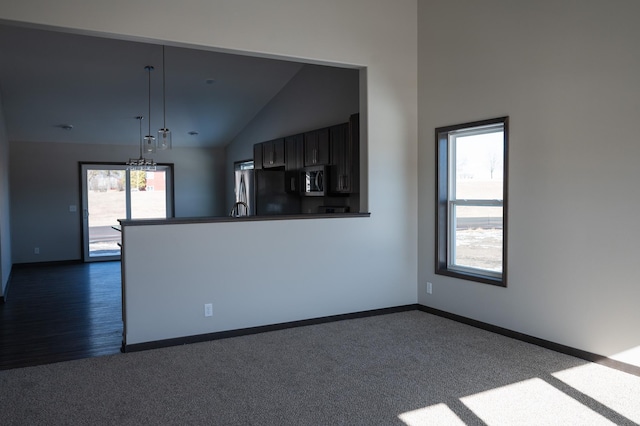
[229,201,249,217]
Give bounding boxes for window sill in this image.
[435,267,506,287]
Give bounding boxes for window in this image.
[81,164,174,261]
[436,117,508,286]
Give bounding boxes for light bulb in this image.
[143,135,157,153]
[158,128,172,150]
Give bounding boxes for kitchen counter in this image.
[118,212,370,227]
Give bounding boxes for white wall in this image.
[0,93,11,296]
[122,217,414,344]
[10,141,225,263]
[225,63,360,211]
[0,0,418,343]
[418,0,640,367]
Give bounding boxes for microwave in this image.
[301,166,326,196]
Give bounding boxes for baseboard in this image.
[12,259,83,269]
[122,303,640,377]
[417,305,640,377]
[122,304,418,353]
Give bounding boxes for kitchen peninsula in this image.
[119,210,370,352]
[119,113,369,351]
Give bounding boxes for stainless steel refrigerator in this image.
[234,161,301,216]
[234,162,254,216]
[254,169,300,215]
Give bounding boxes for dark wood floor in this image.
[0,261,123,370]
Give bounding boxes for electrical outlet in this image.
[426,282,433,294]
[34,247,40,255]
[204,303,213,317]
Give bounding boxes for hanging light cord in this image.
[138,116,143,158]
[146,65,153,137]
[162,46,167,129]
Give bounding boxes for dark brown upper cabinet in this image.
[251,115,359,195]
[330,114,359,194]
[304,128,330,166]
[285,133,304,193]
[253,143,263,169]
[260,138,285,168]
[285,134,304,171]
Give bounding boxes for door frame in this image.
[79,162,174,262]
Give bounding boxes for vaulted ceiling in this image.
[0,23,304,148]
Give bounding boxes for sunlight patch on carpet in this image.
[553,363,640,424]
[460,378,615,425]
[398,403,466,426]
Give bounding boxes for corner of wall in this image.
[0,89,13,296]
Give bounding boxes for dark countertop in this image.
[118,212,370,227]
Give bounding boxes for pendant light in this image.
[157,46,172,150]
[127,116,156,170]
[143,65,157,154]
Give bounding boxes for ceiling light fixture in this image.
[127,116,157,171]
[157,46,172,150]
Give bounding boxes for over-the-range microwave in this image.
[301,165,326,196]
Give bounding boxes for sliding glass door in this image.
[81,164,173,261]
[84,167,126,260]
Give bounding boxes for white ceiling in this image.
[0,23,305,148]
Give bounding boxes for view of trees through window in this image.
[85,167,169,258]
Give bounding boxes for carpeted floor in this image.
[1,311,639,425]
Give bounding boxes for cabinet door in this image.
[285,134,304,171]
[263,138,285,168]
[346,114,359,193]
[330,123,350,192]
[253,143,264,170]
[304,128,330,166]
[285,134,304,193]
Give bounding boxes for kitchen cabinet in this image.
[249,114,358,205]
[258,138,285,168]
[330,114,359,194]
[285,134,304,171]
[253,143,263,169]
[304,128,330,166]
[285,134,304,193]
